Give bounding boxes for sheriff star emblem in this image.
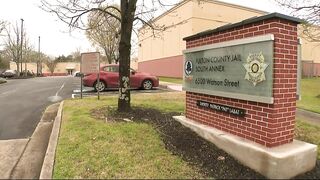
[243,52,269,86]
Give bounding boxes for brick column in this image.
[184,16,299,147]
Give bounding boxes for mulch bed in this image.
[91,107,320,179]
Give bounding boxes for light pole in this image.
[20,18,24,76]
[38,36,41,76]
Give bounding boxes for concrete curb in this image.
[159,84,168,89]
[39,101,64,179]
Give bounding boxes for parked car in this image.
[1,70,17,78]
[20,70,35,77]
[73,71,81,77]
[83,64,159,91]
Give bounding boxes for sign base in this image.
[173,116,317,179]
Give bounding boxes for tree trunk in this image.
[117,0,137,112]
[104,48,112,64]
[16,60,20,75]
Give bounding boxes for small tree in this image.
[41,0,178,112]
[86,5,121,64]
[275,0,320,42]
[45,58,58,75]
[0,51,9,69]
[71,48,81,62]
[3,23,33,75]
[3,23,22,75]
[0,21,5,35]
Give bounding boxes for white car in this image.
[73,71,81,77]
[1,70,17,78]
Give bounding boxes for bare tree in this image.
[40,0,178,112]
[0,51,9,69]
[71,47,82,62]
[3,23,34,76]
[3,23,22,75]
[0,21,5,35]
[86,5,120,64]
[45,58,58,75]
[23,38,35,75]
[275,0,320,42]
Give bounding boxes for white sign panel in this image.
[81,52,100,74]
[183,34,274,104]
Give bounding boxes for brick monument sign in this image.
[174,13,317,179]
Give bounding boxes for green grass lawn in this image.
[55,83,320,178]
[295,118,320,159]
[53,92,203,179]
[0,78,6,84]
[159,76,183,84]
[297,78,320,113]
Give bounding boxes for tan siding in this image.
[138,0,266,63]
[299,36,320,63]
[138,0,193,62]
[191,0,266,34]
[138,0,320,67]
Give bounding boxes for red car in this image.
[83,64,159,91]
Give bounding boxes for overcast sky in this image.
[0,0,286,57]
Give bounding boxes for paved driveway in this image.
[0,76,79,140]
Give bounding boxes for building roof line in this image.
[139,0,268,31]
[139,0,190,31]
[183,12,304,41]
[205,0,268,14]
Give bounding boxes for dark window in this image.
[104,66,119,72]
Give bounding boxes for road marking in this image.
[55,83,65,96]
[47,82,65,102]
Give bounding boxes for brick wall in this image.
[138,55,183,78]
[185,18,299,147]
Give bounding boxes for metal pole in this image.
[80,58,83,99]
[20,18,24,75]
[16,32,20,75]
[24,41,27,77]
[80,75,83,99]
[97,73,100,100]
[97,53,100,100]
[38,36,40,75]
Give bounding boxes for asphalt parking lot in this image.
[0,76,174,140]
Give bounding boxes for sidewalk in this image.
[159,81,183,91]
[159,81,320,126]
[296,108,320,126]
[0,103,60,179]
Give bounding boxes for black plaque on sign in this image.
[197,100,246,117]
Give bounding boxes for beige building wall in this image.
[138,0,194,62]
[48,62,80,74]
[10,62,39,73]
[191,0,266,34]
[299,36,320,63]
[10,62,81,75]
[138,0,320,78]
[10,61,138,75]
[138,0,267,63]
